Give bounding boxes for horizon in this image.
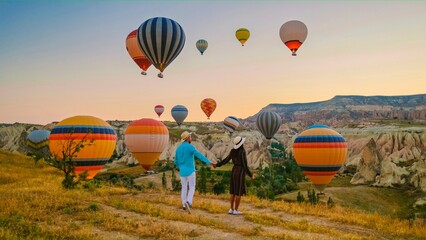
[1,1,426,125]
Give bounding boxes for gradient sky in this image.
[1,1,425,124]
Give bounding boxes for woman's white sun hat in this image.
[233,136,246,149]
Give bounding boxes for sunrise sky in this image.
[1,1,425,124]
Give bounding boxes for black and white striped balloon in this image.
[256,111,282,140]
[137,17,186,77]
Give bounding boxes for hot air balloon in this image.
[154,105,165,117]
[256,111,282,140]
[279,20,308,56]
[126,30,152,75]
[171,105,188,126]
[223,116,240,135]
[125,118,169,170]
[235,28,250,46]
[293,124,348,191]
[48,116,117,179]
[137,17,186,78]
[196,39,208,55]
[200,98,216,119]
[27,130,50,154]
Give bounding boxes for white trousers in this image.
[180,172,196,206]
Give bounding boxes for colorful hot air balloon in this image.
[137,17,186,78]
[27,130,50,153]
[171,105,188,126]
[196,39,208,55]
[126,29,152,75]
[154,105,165,117]
[200,98,216,119]
[279,20,308,56]
[256,111,282,140]
[293,124,348,191]
[48,116,117,179]
[124,118,169,170]
[224,116,240,135]
[235,28,250,46]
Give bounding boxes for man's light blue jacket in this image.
[174,141,211,177]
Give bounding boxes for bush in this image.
[297,191,305,203]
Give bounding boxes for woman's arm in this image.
[241,150,253,178]
[216,150,233,167]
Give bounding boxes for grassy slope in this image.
[1,150,425,240]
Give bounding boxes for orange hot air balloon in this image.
[124,118,169,170]
[48,116,117,179]
[200,98,217,119]
[293,124,347,191]
[126,29,152,75]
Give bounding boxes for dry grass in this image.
[1,149,425,240]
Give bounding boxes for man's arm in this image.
[191,145,212,165]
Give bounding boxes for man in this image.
[174,131,215,214]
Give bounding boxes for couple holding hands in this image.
[174,131,254,215]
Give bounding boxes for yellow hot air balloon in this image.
[124,118,169,170]
[235,28,250,46]
[293,124,347,191]
[49,116,117,179]
[200,98,217,119]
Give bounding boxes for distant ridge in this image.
[246,94,426,125]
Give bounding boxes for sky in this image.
[1,1,425,125]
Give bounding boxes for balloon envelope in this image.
[27,130,50,151]
[279,20,308,56]
[224,116,240,134]
[200,98,216,119]
[154,105,165,117]
[256,111,282,140]
[137,17,186,74]
[48,116,117,179]
[171,105,188,126]
[196,39,208,55]
[293,124,348,191]
[235,28,250,46]
[126,30,152,74]
[124,118,169,170]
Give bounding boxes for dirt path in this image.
[87,192,388,240]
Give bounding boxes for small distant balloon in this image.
[27,130,50,153]
[279,20,308,56]
[256,111,282,140]
[196,39,208,55]
[200,98,216,119]
[224,116,240,135]
[126,30,152,75]
[235,28,250,46]
[137,17,186,78]
[171,105,188,126]
[154,105,165,118]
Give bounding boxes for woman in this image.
[216,136,254,215]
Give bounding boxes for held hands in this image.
[210,163,216,169]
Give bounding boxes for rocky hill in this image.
[245,94,426,128]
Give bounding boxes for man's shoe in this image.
[185,202,191,214]
[228,209,234,214]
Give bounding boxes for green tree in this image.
[162,172,167,189]
[327,197,335,208]
[307,189,319,205]
[171,168,180,191]
[297,191,305,203]
[198,166,207,194]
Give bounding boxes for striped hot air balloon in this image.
[171,105,188,126]
[126,29,152,75]
[200,98,216,119]
[196,39,208,55]
[154,105,165,117]
[137,17,186,78]
[256,111,282,140]
[27,130,50,153]
[224,116,240,135]
[293,124,348,191]
[279,20,308,56]
[235,28,250,46]
[48,116,117,179]
[124,118,169,170]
